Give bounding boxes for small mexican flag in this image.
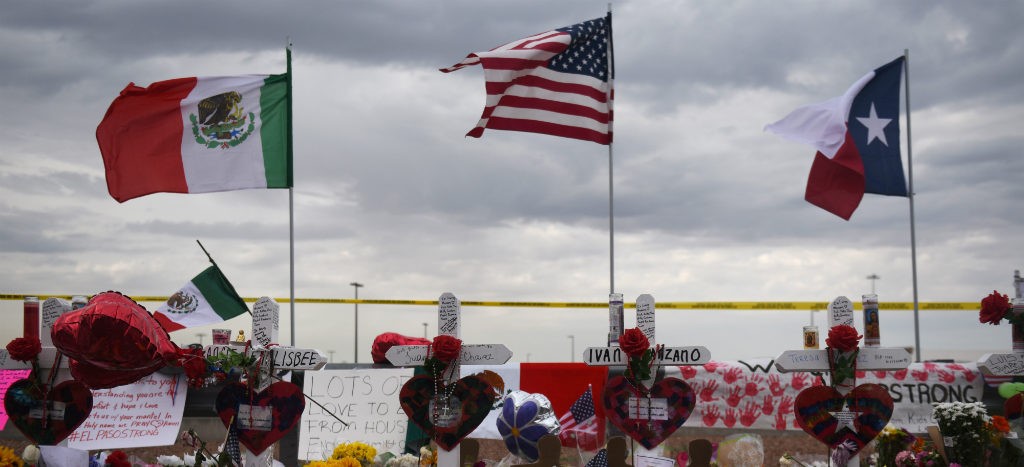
[96,74,291,203]
[154,265,248,332]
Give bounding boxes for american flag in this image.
[224,421,241,466]
[585,448,609,467]
[558,385,599,449]
[442,14,613,145]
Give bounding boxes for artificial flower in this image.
[430,335,462,362]
[104,450,131,467]
[825,325,862,352]
[991,414,1011,434]
[0,445,24,467]
[618,328,650,358]
[980,290,1012,325]
[156,454,185,466]
[5,337,41,362]
[19,445,39,465]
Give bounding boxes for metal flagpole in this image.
[904,49,921,362]
[607,4,615,296]
[287,40,296,346]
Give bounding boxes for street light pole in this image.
[867,274,880,294]
[350,282,364,363]
[568,335,575,362]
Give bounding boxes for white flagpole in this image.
[904,49,921,362]
[607,4,615,297]
[287,40,296,347]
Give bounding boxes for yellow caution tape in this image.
[0,294,979,310]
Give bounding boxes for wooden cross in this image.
[385,292,513,467]
[977,281,1024,377]
[774,296,911,467]
[203,297,328,466]
[583,294,711,369]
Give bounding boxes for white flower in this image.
[157,454,185,466]
[21,445,40,464]
[779,455,794,466]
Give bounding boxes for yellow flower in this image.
[0,446,24,467]
[329,442,376,463]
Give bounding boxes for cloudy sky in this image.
[2,1,1022,364]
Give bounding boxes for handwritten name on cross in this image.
[385,293,512,466]
[582,295,711,367]
[584,294,711,425]
[774,296,911,467]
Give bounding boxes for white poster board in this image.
[300,368,414,461]
[68,372,187,449]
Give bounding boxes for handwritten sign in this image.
[299,368,414,460]
[67,372,187,449]
[828,296,854,328]
[978,353,1024,376]
[628,397,668,420]
[0,369,31,429]
[636,294,655,342]
[583,346,710,366]
[438,293,460,336]
[385,344,512,366]
[251,297,279,347]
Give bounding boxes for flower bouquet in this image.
[876,424,918,467]
[305,442,378,466]
[933,401,992,467]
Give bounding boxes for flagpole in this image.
[287,40,296,347]
[606,4,615,297]
[904,49,921,362]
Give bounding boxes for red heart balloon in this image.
[793,384,893,455]
[399,374,498,451]
[51,291,180,389]
[4,379,93,445]
[602,376,696,450]
[215,382,305,455]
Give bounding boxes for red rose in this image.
[177,347,208,388]
[6,337,42,362]
[105,450,131,467]
[619,328,650,358]
[980,290,1011,325]
[431,335,462,362]
[825,325,862,352]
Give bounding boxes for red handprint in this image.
[948,363,967,371]
[811,375,826,387]
[962,370,977,382]
[704,361,722,372]
[740,401,761,427]
[761,394,775,415]
[680,365,697,379]
[723,408,737,428]
[855,370,866,379]
[938,370,956,383]
[923,361,938,370]
[893,369,908,380]
[774,411,788,430]
[722,367,743,384]
[768,374,785,397]
[726,385,744,408]
[911,369,929,382]
[699,380,720,402]
[701,405,721,427]
[791,373,811,390]
[873,371,888,379]
[744,374,764,397]
[778,395,794,416]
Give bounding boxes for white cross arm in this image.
[0,348,65,370]
[205,344,327,371]
[582,346,711,366]
[978,353,1024,377]
[774,347,911,373]
[384,344,512,367]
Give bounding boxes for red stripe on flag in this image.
[486,75,608,103]
[804,130,865,220]
[482,117,611,144]
[153,311,186,333]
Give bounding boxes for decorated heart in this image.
[602,376,696,449]
[52,291,181,389]
[215,381,305,454]
[794,383,894,455]
[496,390,559,461]
[399,374,498,451]
[3,379,94,445]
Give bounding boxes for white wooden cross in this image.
[977,277,1024,378]
[203,297,328,467]
[385,292,513,467]
[582,294,711,448]
[774,296,912,467]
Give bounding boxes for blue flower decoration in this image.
[496,391,558,461]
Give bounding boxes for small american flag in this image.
[558,385,599,449]
[585,448,609,467]
[224,421,241,466]
[442,14,613,145]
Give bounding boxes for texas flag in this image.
[766,57,907,220]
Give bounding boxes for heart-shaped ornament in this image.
[215,381,305,454]
[794,383,894,455]
[3,379,94,445]
[399,374,498,451]
[602,376,696,450]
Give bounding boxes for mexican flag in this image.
[154,265,248,332]
[96,74,291,203]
